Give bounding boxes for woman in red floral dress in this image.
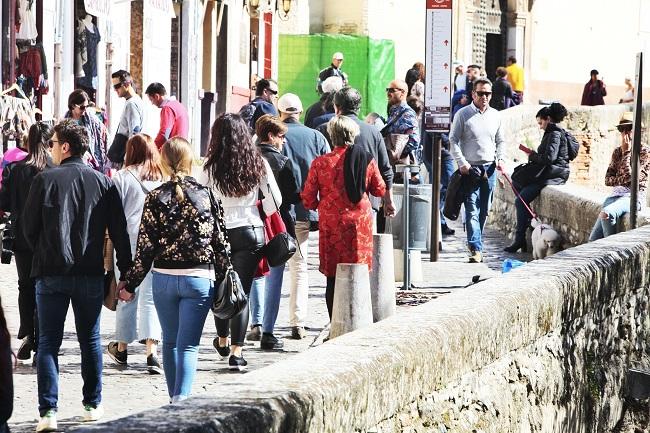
[302,115,386,318]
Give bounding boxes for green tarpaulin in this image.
[278,34,395,121]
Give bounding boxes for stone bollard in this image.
[370,234,396,322]
[330,263,373,339]
[393,249,423,283]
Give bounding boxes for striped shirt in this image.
[449,102,504,167]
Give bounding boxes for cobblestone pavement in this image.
[3,219,532,432]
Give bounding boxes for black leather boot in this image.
[504,237,527,253]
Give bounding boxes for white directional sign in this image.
[424,0,452,132]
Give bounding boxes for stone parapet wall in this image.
[488,181,650,246]
[74,227,650,433]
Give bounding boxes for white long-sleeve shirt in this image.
[197,158,282,229]
[449,102,504,167]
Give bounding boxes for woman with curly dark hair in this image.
[200,113,281,370]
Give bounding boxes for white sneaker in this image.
[36,409,57,432]
[83,404,104,422]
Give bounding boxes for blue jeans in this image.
[152,272,214,400]
[423,157,455,227]
[589,195,635,241]
[262,264,285,334]
[36,276,104,416]
[248,276,265,326]
[464,163,497,251]
[115,271,161,343]
[513,183,545,240]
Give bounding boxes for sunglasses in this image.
[475,91,492,97]
[267,88,278,95]
[75,104,89,111]
[113,81,130,90]
[386,87,404,94]
[617,124,633,133]
[48,139,59,148]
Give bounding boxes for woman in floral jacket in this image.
[117,137,230,403]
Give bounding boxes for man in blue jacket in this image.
[23,119,132,432]
[278,93,329,339]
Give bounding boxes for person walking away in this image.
[65,89,109,174]
[0,122,53,362]
[0,296,13,433]
[255,115,301,350]
[318,52,348,94]
[504,104,571,252]
[589,112,650,241]
[449,78,505,263]
[581,69,607,106]
[302,115,386,319]
[490,67,514,111]
[305,76,343,129]
[145,82,189,150]
[107,134,164,373]
[199,113,281,369]
[277,93,329,340]
[505,56,524,104]
[619,77,635,103]
[23,119,133,431]
[117,137,230,401]
[238,78,279,132]
[405,62,425,99]
[107,70,145,166]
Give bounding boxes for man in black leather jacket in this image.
[22,119,132,431]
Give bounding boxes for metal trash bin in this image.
[386,184,432,251]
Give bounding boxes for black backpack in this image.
[238,100,261,130]
[564,130,580,161]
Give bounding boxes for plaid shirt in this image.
[386,102,421,162]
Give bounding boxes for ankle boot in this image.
[504,237,527,253]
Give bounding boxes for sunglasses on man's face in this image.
[475,91,492,97]
[48,139,59,148]
[266,88,278,95]
[618,125,633,133]
[113,81,130,90]
[386,88,404,94]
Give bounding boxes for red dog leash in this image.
[497,167,539,221]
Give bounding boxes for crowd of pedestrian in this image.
[0,50,647,433]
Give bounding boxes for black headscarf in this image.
[343,144,373,204]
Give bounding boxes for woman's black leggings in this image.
[14,250,38,346]
[215,226,264,347]
[326,277,336,320]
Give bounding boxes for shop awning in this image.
[83,0,111,18]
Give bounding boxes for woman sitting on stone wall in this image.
[504,103,571,252]
[589,112,650,241]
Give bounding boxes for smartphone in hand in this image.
[519,143,532,154]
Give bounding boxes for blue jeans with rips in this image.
[463,163,497,252]
[35,275,104,416]
[589,195,637,241]
[152,272,214,400]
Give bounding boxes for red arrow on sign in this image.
[443,86,448,92]
[443,63,448,69]
[443,40,449,46]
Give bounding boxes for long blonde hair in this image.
[160,137,194,202]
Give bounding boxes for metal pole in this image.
[53,43,61,119]
[630,52,643,229]
[105,42,113,130]
[402,165,410,290]
[430,133,441,261]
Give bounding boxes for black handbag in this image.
[511,162,547,187]
[260,183,297,267]
[208,191,247,320]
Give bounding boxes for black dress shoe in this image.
[504,239,527,253]
[260,333,284,350]
[441,225,455,236]
[17,336,34,360]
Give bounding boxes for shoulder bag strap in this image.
[127,168,151,194]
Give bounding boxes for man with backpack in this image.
[239,79,279,132]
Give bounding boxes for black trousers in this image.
[215,226,264,347]
[14,250,38,345]
[326,277,336,320]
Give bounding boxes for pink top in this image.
[154,99,189,149]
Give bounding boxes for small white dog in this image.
[531,219,562,259]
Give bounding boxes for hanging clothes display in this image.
[15,0,38,41]
[0,93,37,156]
[16,41,49,101]
[77,17,101,91]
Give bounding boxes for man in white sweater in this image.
[449,78,504,263]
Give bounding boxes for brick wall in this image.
[129,1,143,92]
